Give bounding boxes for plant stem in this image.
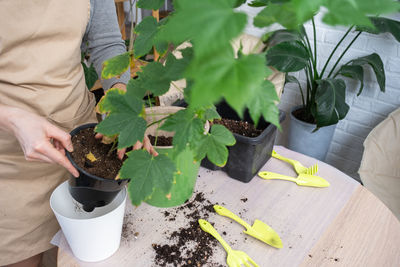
[304,32,316,72]
[146,114,172,128]
[311,18,318,79]
[128,0,136,52]
[312,19,317,65]
[308,62,317,107]
[305,67,311,110]
[298,79,306,108]
[320,26,353,78]
[107,139,118,157]
[328,31,362,78]
[171,81,184,93]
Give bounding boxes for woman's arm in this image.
[0,105,79,177]
[83,0,130,91]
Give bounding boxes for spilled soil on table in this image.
[152,192,223,267]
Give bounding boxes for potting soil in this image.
[212,118,262,137]
[148,135,173,146]
[70,127,122,179]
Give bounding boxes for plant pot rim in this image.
[232,110,285,144]
[290,105,318,128]
[50,181,127,222]
[66,122,126,183]
[290,105,337,129]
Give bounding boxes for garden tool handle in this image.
[258,171,297,182]
[271,150,297,166]
[214,205,252,230]
[198,219,233,253]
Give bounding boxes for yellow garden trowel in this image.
[258,171,330,188]
[213,205,283,248]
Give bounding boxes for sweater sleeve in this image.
[82,0,130,91]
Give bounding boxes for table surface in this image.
[57,146,400,267]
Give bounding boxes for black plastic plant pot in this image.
[66,123,129,212]
[202,101,286,183]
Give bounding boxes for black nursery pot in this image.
[203,102,286,183]
[65,123,128,212]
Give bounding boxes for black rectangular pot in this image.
[203,102,285,183]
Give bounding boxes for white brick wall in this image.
[272,12,400,181]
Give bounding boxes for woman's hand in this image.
[95,134,158,159]
[1,105,79,177]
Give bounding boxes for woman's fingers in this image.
[53,140,66,155]
[37,142,79,177]
[150,146,159,156]
[143,136,158,156]
[133,140,142,150]
[47,124,73,152]
[117,148,126,160]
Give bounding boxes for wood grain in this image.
[115,2,126,40]
[300,186,400,267]
[57,146,400,267]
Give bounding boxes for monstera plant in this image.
[260,2,400,128]
[96,0,400,205]
[251,0,400,160]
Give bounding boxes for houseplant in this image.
[89,0,281,208]
[93,0,400,206]
[252,0,400,160]
[200,101,286,183]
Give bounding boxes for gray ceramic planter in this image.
[288,106,336,161]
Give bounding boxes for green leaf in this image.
[195,124,236,166]
[101,52,130,79]
[145,147,199,207]
[348,53,385,93]
[254,3,298,29]
[95,90,146,148]
[188,49,269,115]
[314,78,349,127]
[249,0,271,7]
[266,41,309,72]
[134,17,169,57]
[204,106,221,121]
[247,80,281,128]
[134,16,158,58]
[285,74,306,105]
[291,0,322,24]
[323,0,400,28]
[285,74,302,87]
[96,88,126,114]
[136,61,172,96]
[164,51,191,81]
[158,0,247,56]
[136,0,165,10]
[126,78,147,100]
[82,62,98,90]
[121,150,176,206]
[160,109,204,152]
[96,114,146,149]
[266,28,305,47]
[336,65,364,96]
[249,0,289,7]
[357,17,400,43]
[234,0,247,7]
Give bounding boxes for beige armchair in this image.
[359,108,400,221]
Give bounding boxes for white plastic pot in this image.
[50,181,127,262]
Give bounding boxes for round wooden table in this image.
[57,146,400,266]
